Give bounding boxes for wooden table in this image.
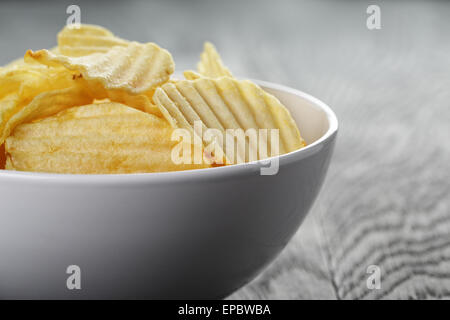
[1,0,448,299]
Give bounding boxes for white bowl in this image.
[0,80,338,299]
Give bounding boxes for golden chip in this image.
[25,41,175,94]
[0,85,93,145]
[3,47,60,70]
[5,103,211,174]
[106,90,162,117]
[153,83,230,164]
[3,57,26,69]
[0,61,69,101]
[1,24,308,175]
[153,78,305,164]
[197,42,232,78]
[0,67,86,145]
[58,24,128,56]
[183,70,202,80]
[0,67,42,99]
[0,60,160,142]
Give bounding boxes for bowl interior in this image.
[262,83,331,145]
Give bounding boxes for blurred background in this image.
[1,0,449,299]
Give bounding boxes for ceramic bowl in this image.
[0,80,338,299]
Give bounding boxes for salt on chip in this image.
[153,78,305,164]
[58,24,128,57]
[5,103,211,174]
[25,41,175,94]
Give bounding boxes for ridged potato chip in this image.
[2,47,60,70]
[25,41,175,94]
[183,70,202,81]
[1,24,308,175]
[0,63,159,146]
[0,59,68,99]
[153,78,305,164]
[5,103,211,174]
[0,67,41,99]
[184,42,231,80]
[58,24,129,57]
[3,57,27,70]
[106,90,161,117]
[0,66,86,145]
[0,85,92,145]
[153,83,230,164]
[197,42,232,78]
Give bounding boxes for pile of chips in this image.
[0,24,305,174]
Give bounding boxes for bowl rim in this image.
[0,79,338,184]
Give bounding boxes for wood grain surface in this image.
[1,0,449,299]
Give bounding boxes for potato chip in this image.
[3,47,60,70]
[183,70,202,80]
[184,43,307,155]
[0,62,69,100]
[25,41,175,94]
[0,85,93,145]
[153,78,305,164]
[197,42,232,78]
[1,24,308,175]
[0,67,42,99]
[153,83,230,164]
[0,67,85,145]
[57,24,128,57]
[106,90,161,117]
[5,103,211,174]
[3,57,26,69]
